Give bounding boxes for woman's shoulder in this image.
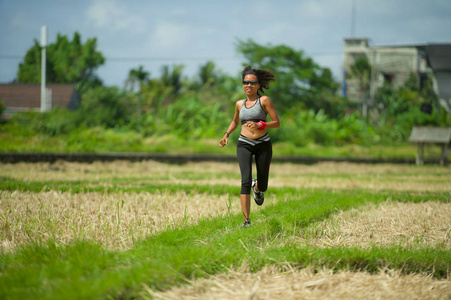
[259,95,272,104]
[236,99,246,107]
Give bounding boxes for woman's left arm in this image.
[261,96,280,129]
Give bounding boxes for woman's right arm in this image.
[219,100,241,148]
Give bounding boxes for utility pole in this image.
[369,50,376,119]
[351,0,356,37]
[40,25,47,112]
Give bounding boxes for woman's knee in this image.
[241,178,252,194]
[257,179,268,192]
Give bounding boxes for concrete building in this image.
[342,38,451,114]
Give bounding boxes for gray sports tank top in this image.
[239,98,267,125]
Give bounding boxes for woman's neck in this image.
[247,95,258,102]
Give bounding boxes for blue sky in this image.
[1,0,450,87]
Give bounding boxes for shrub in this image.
[78,86,136,128]
[140,96,229,139]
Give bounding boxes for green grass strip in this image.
[1,176,449,200]
[0,175,238,195]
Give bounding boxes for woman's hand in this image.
[219,136,228,148]
[245,121,265,129]
[245,121,260,130]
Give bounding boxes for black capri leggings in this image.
[237,140,273,195]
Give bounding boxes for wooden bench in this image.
[408,126,451,166]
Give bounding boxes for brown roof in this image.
[0,83,78,110]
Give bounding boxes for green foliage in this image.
[237,39,341,116]
[126,62,240,139]
[5,110,77,136]
[349,55,371,91]
[16,40,41,84]
[140,96,230,138]
[336,112,379,145]
[185,61,242,107]
[197,61,219,87]
[160,64,185,97]
[273,109,378,146]
[373,78,446,143]
[135,64,192,114]
[140,78,174,113]
[36,109,80,136]
[124,65,150,93]
[17,32,105,95]
[78,86,136,128]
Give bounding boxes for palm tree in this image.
[125,65,149,93]
[125,66,150,119]
[198,61,218,87]
[350,56,371,117]
[160,64,184,96]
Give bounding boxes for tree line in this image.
[1,32,449,147]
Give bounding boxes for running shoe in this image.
[242,220,252,228]
[252,178,264,205]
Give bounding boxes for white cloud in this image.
[295,0,351,20]
[11,11,30,28]
[151,22,190,52]
[85,0,146,31]
[171,8,186,16]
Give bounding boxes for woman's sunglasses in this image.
[242,80,258,86]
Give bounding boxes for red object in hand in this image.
[257,121,266,130]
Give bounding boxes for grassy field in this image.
[0,160,450,299]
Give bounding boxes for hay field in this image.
[1,160,450,192]
[1,160,450,299]
[2,160,449,251]
[147,266,451,300]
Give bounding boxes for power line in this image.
[106,56,239,62]
[0,55,22,59]
[0,54,240,61]
[0,51,343,62]
[307,51,343,57]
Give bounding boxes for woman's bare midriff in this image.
[241,125,267,139]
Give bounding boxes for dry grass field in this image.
[0,190,237,251]
[1,160,450,191]
[146,266,451,300]
[1,160,450,299]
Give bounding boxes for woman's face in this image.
[242,74,260,98]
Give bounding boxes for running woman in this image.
[219,65,280,228]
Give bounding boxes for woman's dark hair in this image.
[242,66,275,96]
